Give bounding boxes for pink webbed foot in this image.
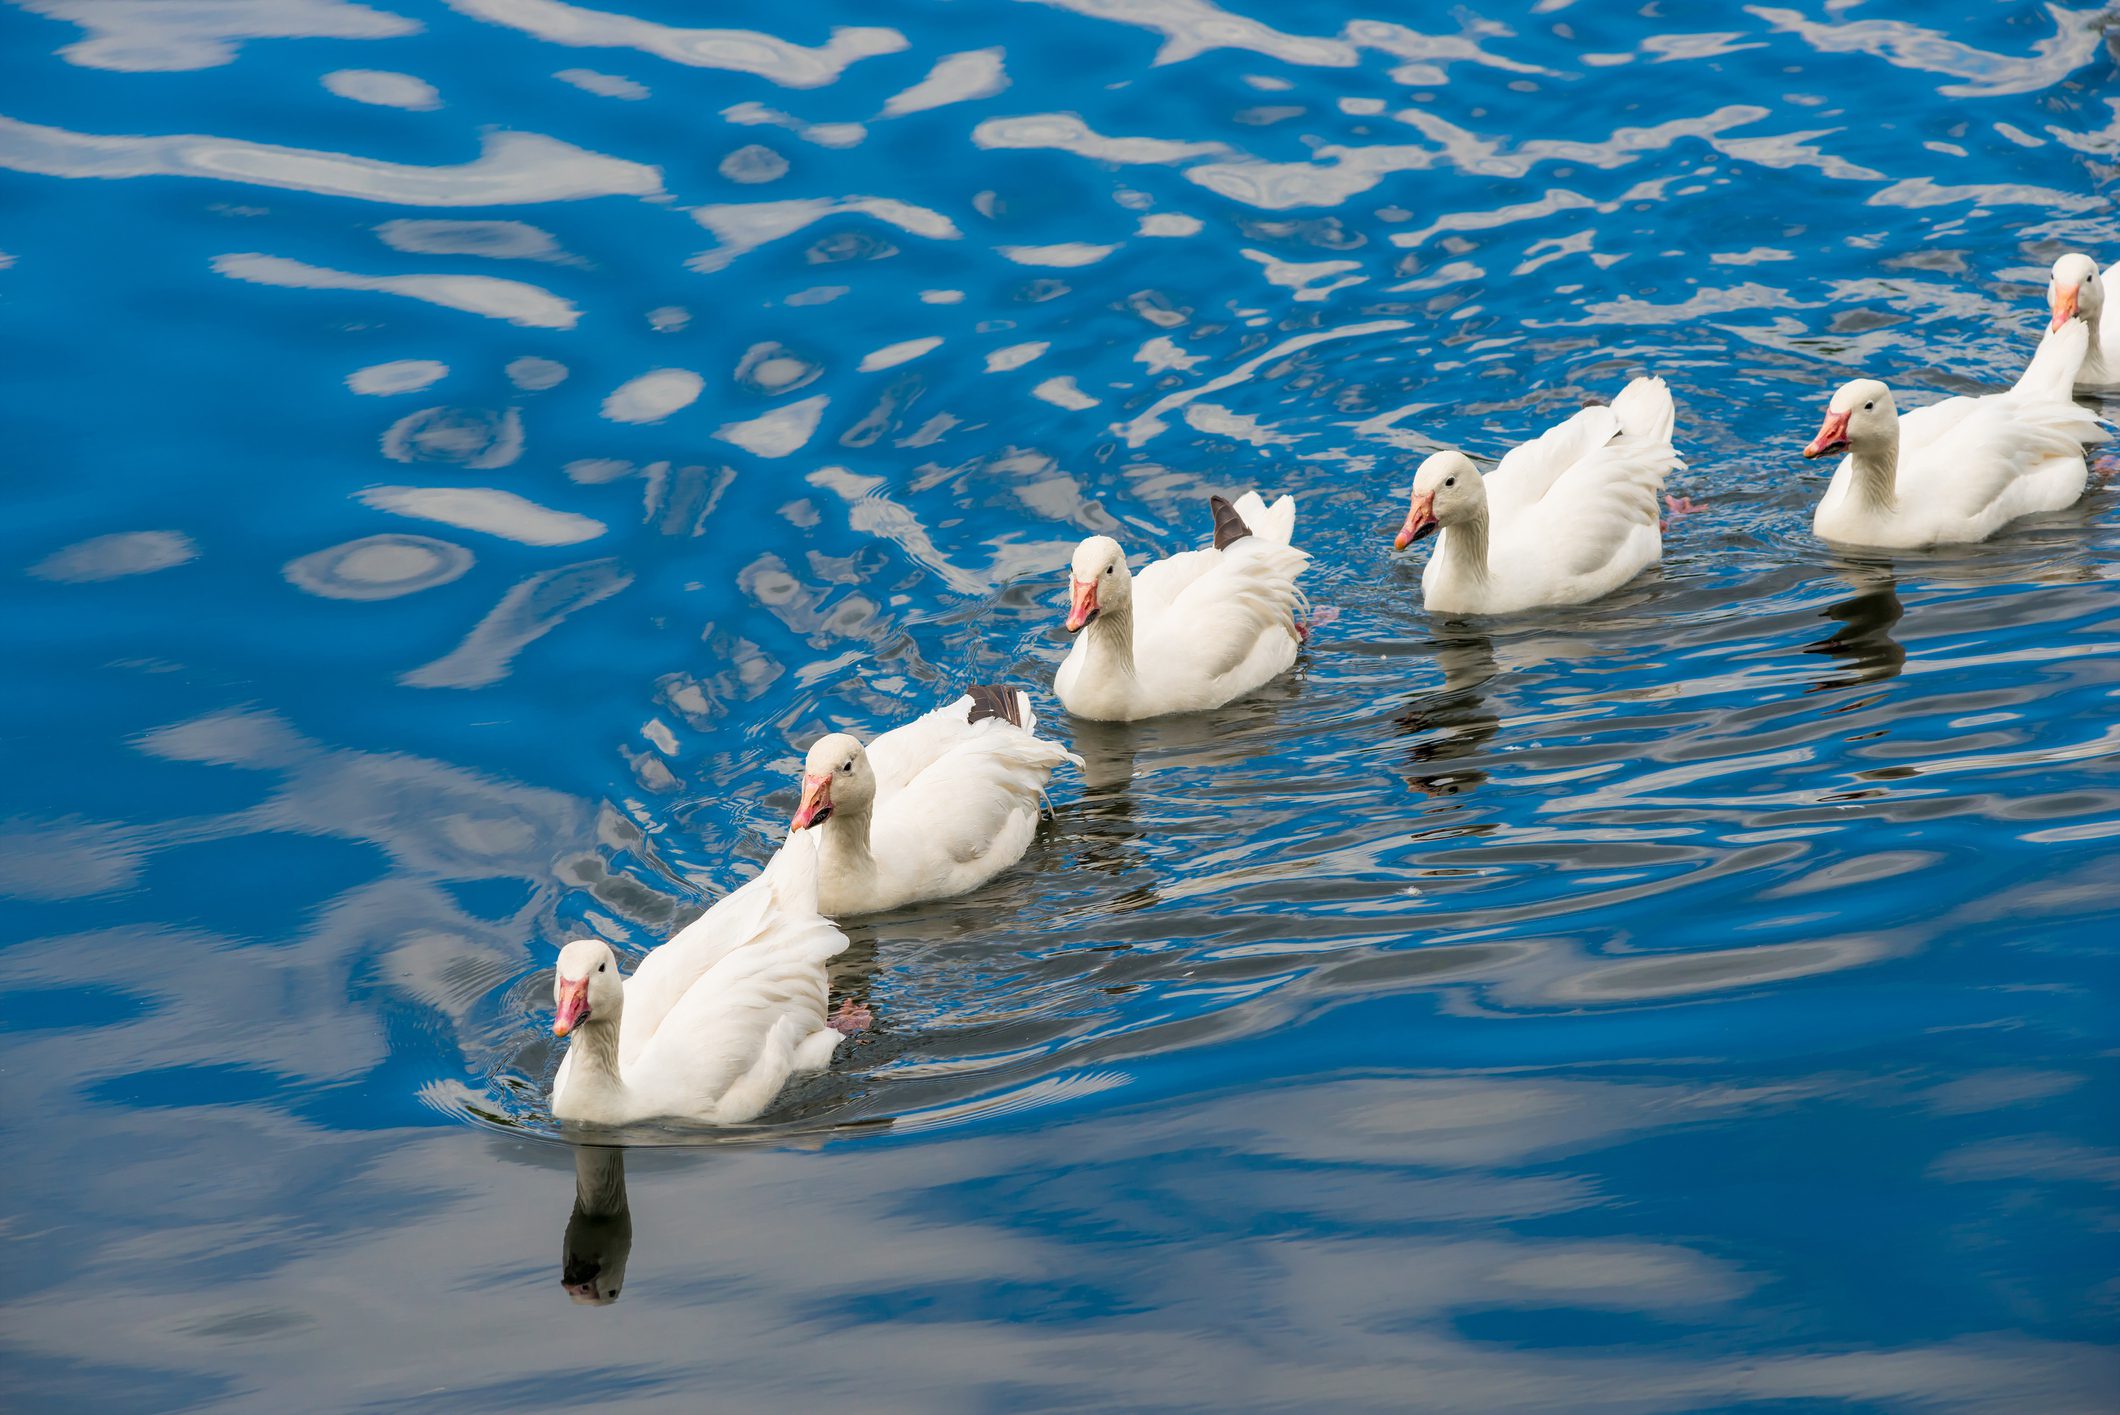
[1662,494,1705,532]
[1298,604,1341,644]
[2094,455,2120,480]
[829,998,873,1037]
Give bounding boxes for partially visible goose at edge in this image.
[1056,490,1310,722]
[790,684,1080,916]
[1803,319,2106,550]
[1392,375,1682,614]
[2037,251,2120,393]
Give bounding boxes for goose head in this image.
[1804,379,1895,460]
[1065,535,1131,632]
[792,732,872,830]
[1394,451,1484,550]
[553,939,624,1037]
[2049,253,2101,332]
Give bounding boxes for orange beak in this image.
[1393,492,1436,551]
[1803,409,1851,460]
[791,772,833,830]
[2050,283,2079,333]
[553,976,591,1036]
[1064,576,1099,633]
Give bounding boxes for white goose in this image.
[2039,252,2120,392]
[1803,320,2103,549]
[790,684,1080,916]
[1055,490,1309,721]
[1392,376,1681,614]
[549,836,847,1126]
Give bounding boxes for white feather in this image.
[1056,489,1310,721]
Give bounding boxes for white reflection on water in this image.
[997,242,1117,268]
[23,0,418,72]
[554,65,646,99]
[347,359,448,395]
[320,67,440,109]
[1747,4,2109,99]
[714,393,828,457]
[600,368,704,424]
[444,0,905,88]
[214,252,580,328]
[722,100,865,150]
[689,195,960,271]
[506,356,568,390]
[29,529,198,582]
[0,116,661,205]
[358,486,604,546]
[880,47,1008,118]
[284,533,474,601]
[972,112,1231,164]
[858,337,941,372]
[404,560,633,689]
[1114,319,1410,446]
[380,405,524,467]
[376,217,578,264]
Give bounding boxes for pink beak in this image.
[1393,492,1436,551]
[2050,284,2079,333]
[791,772,833,830]
[1064,577,1099,633]
[553,976,591,1036]
[1803,409,1852,460]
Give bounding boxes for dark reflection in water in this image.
[1805,561,1907,690]
[1396,632,1501,798]
[560,1146,632,1305]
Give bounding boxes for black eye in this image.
[1102,565,1112,575]
[842,759,853,772]
[1863,402,1873,410]
[597,962,606,973]
[1444,477,1455,487]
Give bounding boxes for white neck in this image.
[1431,506,1493,601]
[1078,601,1139,685]
[2085,291,2111,377]
[553,1016,627,1120]
[816,802,878,897]
[1848,426,1899,515]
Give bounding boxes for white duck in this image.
[1803,321,2104,549]
[2039,252,2120,391]
[1055,490,1309,721]
[549,836,847,1126]
[790,684,1080,916]
[1392,376,1681,614]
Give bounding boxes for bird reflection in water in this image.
[1804,559,1906,692]
[561,1145,631,1305]
[1397,631,1503,798]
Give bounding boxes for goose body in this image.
[2037,252,2120,392]
[791,685,1080,916]
[1393,376,1681,614]
[549,837,846,1126]
[1055,490,1309,721]
[1803,326,2104,550]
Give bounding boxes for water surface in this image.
[3,0,2118,1408]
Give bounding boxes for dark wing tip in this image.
[1209,494,1253,551]
[965,683,1026,729]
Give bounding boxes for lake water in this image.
[3,0,2118,1408]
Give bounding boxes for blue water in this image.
[4,0,2119,1407]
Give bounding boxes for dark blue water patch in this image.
[0,981,146,1035]
[2,1349,231,1415]
[86,1062,285,1110]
